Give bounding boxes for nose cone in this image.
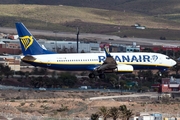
[171,59,177,67]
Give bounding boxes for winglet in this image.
[104,47,111,57]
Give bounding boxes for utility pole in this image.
[53,31,58,52]
[76,27,79,53]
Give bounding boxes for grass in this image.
[0,5,115,27]
[1,4,180,39]
[0,4,180,30]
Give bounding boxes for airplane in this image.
[15,22,176,79]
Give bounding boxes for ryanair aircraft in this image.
[15,22,176,79]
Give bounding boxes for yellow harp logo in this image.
[20,36,33,50]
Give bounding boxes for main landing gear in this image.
[88,72,105,79]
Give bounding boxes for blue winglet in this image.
[104,48,111,57]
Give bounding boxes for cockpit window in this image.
[166,57,170,59]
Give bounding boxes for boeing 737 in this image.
[15,22,176,79]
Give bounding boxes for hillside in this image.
[1,0,180,15]
[0,1,180,39]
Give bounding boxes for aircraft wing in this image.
[96,48,117,71]
[96,48,133,73]
[97,55,117,71]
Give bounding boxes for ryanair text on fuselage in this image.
[98,55,158,62]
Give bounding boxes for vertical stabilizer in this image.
[15,22,55,55]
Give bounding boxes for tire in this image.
[89,73,95,78]
[99,73,105,79]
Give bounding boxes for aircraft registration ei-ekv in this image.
[15,22,176,79]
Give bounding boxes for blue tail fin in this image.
[15,22,55,55]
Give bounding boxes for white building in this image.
[40,39,103,53]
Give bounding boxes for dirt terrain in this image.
[0,89,179,119]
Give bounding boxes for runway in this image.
[0,27,180,46]
[89,92,159,100]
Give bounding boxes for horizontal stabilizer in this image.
[21,55,36,61]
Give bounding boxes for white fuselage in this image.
[22,52,176,71]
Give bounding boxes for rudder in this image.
[15,22,55,55]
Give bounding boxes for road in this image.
[0,27,180,46]
[89,92,159,100]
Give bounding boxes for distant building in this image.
[0,55,21,71]
[160,78,172,93]
[7,35,19,40]
[130,112,162,120]
[140,45,180,52]
[126,45,140,52]
[0,58,5,65]
[152,77,180,93]
[0,39,21,55]
[41,39,103,53]
[4,57,20,71]
[109,42,140,52]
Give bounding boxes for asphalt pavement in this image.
[0,27,180,47]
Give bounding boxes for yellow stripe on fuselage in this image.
[22,59,171,67]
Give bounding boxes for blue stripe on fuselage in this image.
[23,60,99,71]
[23,60,168,71]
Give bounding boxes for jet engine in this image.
[114,64,134,73]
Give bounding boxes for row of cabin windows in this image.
[57,59,98,62]
[126,49,140,52]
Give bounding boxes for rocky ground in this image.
[0,89,179,120]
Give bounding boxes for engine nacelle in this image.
[115,64,134,73]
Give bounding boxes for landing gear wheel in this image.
[89,73,95,78]
[99,73,105,79]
